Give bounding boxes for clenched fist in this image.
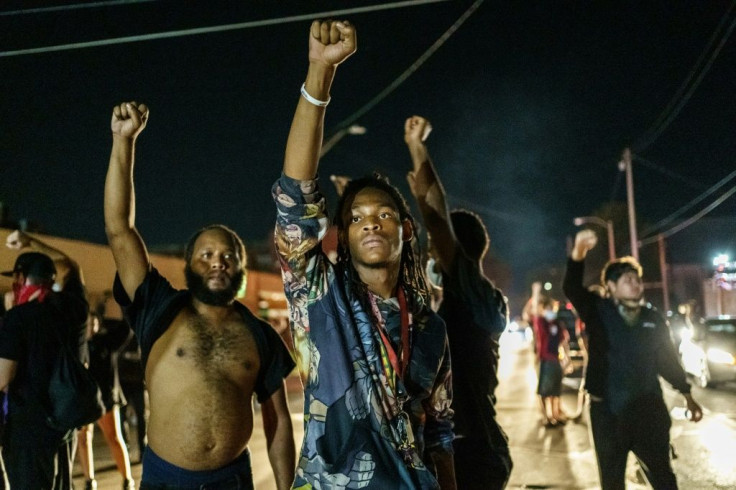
[572,229,598,261]
[404,116,432,147]
[111,101,149,140]
[6,230,31,250]
[309,20,357,67]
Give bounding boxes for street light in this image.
[320,124,367,157]
[573,216,616,261]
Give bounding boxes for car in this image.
[679,316,736,388]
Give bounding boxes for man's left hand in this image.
[685,393,703,422]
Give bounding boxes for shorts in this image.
[537,359,563,397]
[140,446,253,489]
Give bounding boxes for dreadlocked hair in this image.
[333,173,430,322]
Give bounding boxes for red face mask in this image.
[12,283,51,305]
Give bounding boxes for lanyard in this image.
[373,288,412,385]
[370,288,420,467]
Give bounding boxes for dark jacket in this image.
[563,258,689,414]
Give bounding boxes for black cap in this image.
[0,252,56,280]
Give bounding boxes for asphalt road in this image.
[75,331,736,489]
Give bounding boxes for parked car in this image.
[679,316,736,388]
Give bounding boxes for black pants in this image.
[589,395,677,490]
[2,432,75,490]
[121,382,147,460]
[453,435,512,490]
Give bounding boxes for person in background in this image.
[402,115,511,489]
[564,229,702,489]
[0,230,88,488]
[77,310,135,490]
[530,281,570,427]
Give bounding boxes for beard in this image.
[185,265,244,307]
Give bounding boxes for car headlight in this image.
[706,348,736,365]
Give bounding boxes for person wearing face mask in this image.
[529,282,570,426]
[564,229,703,490]
[0,230,88,488]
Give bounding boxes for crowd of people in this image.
[0,18,703,490]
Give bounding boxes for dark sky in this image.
[2,0,735,297]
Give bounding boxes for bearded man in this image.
[104,101,296,489]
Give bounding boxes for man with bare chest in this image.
[105,102,296,489]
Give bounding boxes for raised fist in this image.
[6,230,30,250]
[330,175,351,197]
[572,229,598,261]
[111,101,149,139]
[308,20,357,67]
[404,116,432,146]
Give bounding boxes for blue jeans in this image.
[140,447,253,490]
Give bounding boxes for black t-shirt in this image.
[437,251,508,441]
[113,267,295,402]
[0,276,88,445]
[88,319,133,409]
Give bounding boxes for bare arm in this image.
[6,230,82,289]
[283,20,356,180]
[0,358,17,392]
[529,281,542,317]
[104,102,151,300]
[404,117,457,271]
[260,383,296,490]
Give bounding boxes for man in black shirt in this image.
[403,115,511,489]
[105,101,295,488]
[0,230,88,488]
[564,229,702,489]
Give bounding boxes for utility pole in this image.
[658,234,670,312]
[619,147,639,261]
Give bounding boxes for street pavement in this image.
[76,331,736,489]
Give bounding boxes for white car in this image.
[679,316,736,388]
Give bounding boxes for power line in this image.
[634,0,736,152]
[639,168,736,238]
[0,0,450,58]
[633,155,708,191]
[0,0,159,16]
[639,183,736,246]
[329,0,485,132]
[448,195,529,224]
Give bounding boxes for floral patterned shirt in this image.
[273,174,454,489]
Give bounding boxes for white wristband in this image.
[300,83,330,107]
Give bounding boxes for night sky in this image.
[2,0,735,299]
